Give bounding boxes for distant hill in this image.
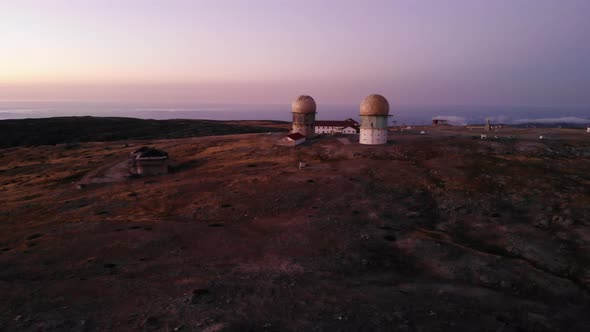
[0,116,289,148]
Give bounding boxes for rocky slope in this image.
[0,127,589,331]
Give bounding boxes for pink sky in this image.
[2,0,589,106]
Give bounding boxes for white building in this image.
[359,94,390,145]
[314,119,359,135]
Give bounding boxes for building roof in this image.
[133,147,169,158]
[287,132,306,140]
[360,94,390,116]
[315,119,358,127]
[291,95,317,114]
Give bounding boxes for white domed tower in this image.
[291,95,316,137]
[359,94,390,145]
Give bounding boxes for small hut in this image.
[286,132,306,146]
[128,147,169,176]
[432,119,449,126]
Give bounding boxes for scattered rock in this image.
[141,316,160,330]
[201,323,227,332]
[383,235,396,242]
[26,233,43,240]
[533,217,550,228]
[552,215,564,224]
[479,275,494,285]
[500,280,512,289]
[190,289,211,304]
[554,216,575,227]
[506,246,521,255]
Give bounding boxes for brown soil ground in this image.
[1,126,589,331]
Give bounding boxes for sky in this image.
[1,0,589,106]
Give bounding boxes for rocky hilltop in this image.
[0,125,589,331]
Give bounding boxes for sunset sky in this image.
[2,0,589,106]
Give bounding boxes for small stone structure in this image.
[128,147,169,176]
[432,119,449,125]
[276,132,306,147]
[286,132,306,146]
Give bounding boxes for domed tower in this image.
[291,95,316,137]
[359,94,390,145]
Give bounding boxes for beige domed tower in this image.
[359,94,390,145]
[291,95,316,137]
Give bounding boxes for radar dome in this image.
[360,94,389,116]
[291,95,317,114]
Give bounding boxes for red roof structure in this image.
[287,132,305,140]
[315,118,358,127]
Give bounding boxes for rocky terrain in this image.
[0,125,589,331]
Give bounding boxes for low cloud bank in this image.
[512,116,590,124]
[433,115,590,126]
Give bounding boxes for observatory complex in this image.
[285,93,392,146]
[359,94,390,145]
[291,95,317,137]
